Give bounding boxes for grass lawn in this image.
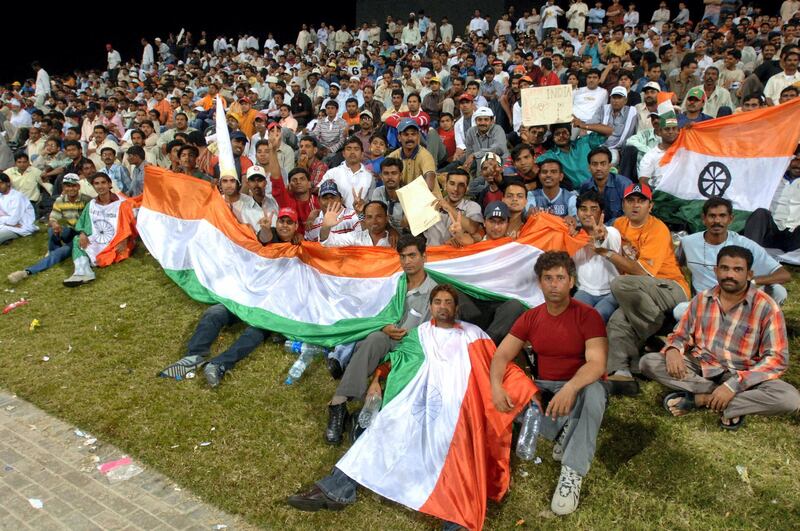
[1,229,799,530]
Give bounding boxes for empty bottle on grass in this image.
[284,341,326,384]
[357,394,382,428]
[516,401,542,460]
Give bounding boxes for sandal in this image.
[662,391,697,416]
[719,415,746,431]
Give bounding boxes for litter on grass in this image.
[42,356,50,362]
[28,498,43,509]
[199,441,212,447]
[119,303,127,309]
[29,319,40,332]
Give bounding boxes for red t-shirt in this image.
[509,299,606,381]
[438,128,456,160]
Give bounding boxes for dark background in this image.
[2,1,785,85]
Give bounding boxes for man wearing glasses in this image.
[676,197,790,319]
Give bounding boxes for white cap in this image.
[473,106,495,118]
[349,75,360,82]
[610,86,628,98]
[246,165,268,180]
[643,81,661,92]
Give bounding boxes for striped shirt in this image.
[311,116,348,153]
[305,207,360,242]
[662,286,789,393]
[50,194,93,227]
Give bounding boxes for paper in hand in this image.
[396,176,441,236]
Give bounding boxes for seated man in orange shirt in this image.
[592,183,689,396]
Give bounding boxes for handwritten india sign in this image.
[521,85,573,126]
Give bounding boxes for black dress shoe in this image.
[325,403,349,445]
[286,485,346,511]
[327,357,343,380]
[607,375,640,396]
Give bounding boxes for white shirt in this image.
[764,71,800,103]
[107,50,121,70]
[574,226,621,296]
[142,44,154,66]
[469,17,490,36]
[572,86,608,121]
[35,69,51,97]
[323,228,390,247]
[638,145,667,188]
[0,188,37,236]
[325,162,374,209]
[542,5,564,29]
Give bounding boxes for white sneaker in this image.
[552,420,570,462]
[7,270,29,284]
[551,465,583,515]
[63,271,96,287]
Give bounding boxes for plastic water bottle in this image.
[284,341,326,384]
[516,402,542,461]
[357,394,382,428]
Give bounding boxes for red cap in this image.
[238,97,251,104]
[623,183,653,200]
[277,207,298,222]
[458,93,474,101]
[267,121,282,130]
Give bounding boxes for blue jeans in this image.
[27,228,75,275]
[328,342,356,369]
[316,467,465,529]
[573,290,618,323]
[188,304,268,372]
[317,467,358,504]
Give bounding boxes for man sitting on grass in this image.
[62,172,137,287]
[8,174,92,283]
[640,245,800,431]
[159,207,301,387]
[491,251,608,516]
[0,172,37,245]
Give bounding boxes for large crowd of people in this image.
[3,1,800,528]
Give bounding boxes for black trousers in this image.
[743,208,800,252]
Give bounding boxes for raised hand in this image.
[352,187,365,213]
[258,211,274,231]
[322,202,344,228]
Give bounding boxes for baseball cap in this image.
[430,76,441,84]
[643,81,662,92]
[238,97,251,104]
[267,121,282,130]
[623,183,653,201]
[330,82,341,89]
[277,207,298,223]
[660,115,679,128]
[62,173,80,185]
[230,131,248,142]
[349,75,360,82]
[686,86,706,101]
[481,152,502,166]
[255,112,268,121]
[397,118,420,132]
[265,76,279,83]
[483,201,510,220]
[458,93,474,102]
[474,106,494,118]
[359,110,373,119]
[319,180,341,197]
[610,86,628,98]
[520,75,534,84]
[246,165,267,180]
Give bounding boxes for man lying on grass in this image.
[641,245,800,430]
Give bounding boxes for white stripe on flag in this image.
[137,208,400,325]
[336,322,479,509]
[426,242,545,307]
[656,149,790,211]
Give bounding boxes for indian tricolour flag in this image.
[653,97,800,232]
[337,321,537,530]
[73,196,137,266]
[137,166,587,347]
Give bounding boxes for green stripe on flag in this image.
[163,269,407,348]
[425,269,531,308]
[652,191,749,233]
[383,328,425,405]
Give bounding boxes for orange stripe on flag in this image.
[419,339,536,530]
[142,167,588,278]
[661,97,800,164]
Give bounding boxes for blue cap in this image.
[483,200,510,220]
[397,118,420,132]
[230,131,247,142]
[319,180,341,197]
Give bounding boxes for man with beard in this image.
[677,87,712,128]
[370,158,406,231]
[684,67,732,118]
[537,122,608,188]
[641,246,800,431]
[424,169,484,246]
[635,82,660,132]
[387,119,437,190]
[677,198,791,319]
